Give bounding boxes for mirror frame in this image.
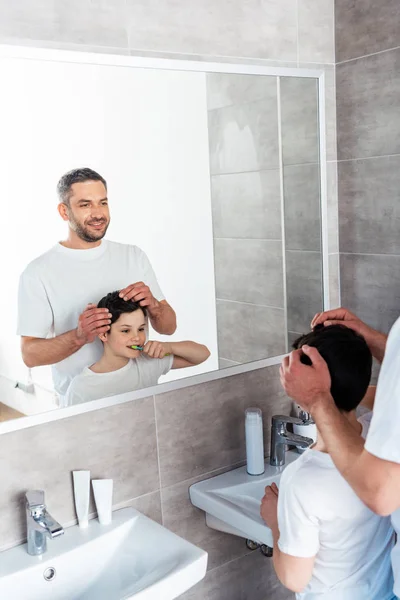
[0,44,330,435]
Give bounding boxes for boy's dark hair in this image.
[97,291,147,325]
[292,324,372,412]
[57,168,107,206]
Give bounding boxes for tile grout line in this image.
[336,44,400,66]
[153,395,164,525]
[340,251,400,259]
[337,153,400,163]
[216,298,285,310]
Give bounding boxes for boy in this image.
[260,325,395,599]
[66,291,210,405]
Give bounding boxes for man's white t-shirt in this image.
[365,316,400,597]
[65,354,173,405]
[278,413,395,600]
[17,240,164,396]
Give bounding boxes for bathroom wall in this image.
[281,77,324,342]
[0,2,335,599]
[206,73,286,367]
[1,364,294,599]
[335,0,400,335]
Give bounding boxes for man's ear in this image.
[99,331,109,343]
[58,203,69,222]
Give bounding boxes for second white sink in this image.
[0,507,207,599]
[190,451,299,547]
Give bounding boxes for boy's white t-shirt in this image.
[17,240,164,396]
[365,316,400,597]
[278,413,395,600]
[65,354,173,405]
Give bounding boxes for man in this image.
[280,307,400,597]
[17,167,176,399]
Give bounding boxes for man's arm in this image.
[147,299,177,335]
[360,385,376,411]
[281,348,400,516]
[21,305,112,367]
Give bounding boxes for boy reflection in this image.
[66,292,209,404]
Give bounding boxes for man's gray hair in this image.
[57,168,107,205]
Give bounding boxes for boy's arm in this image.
[261,483,316,593]
[167,341,210,369]
[143,341,210,368]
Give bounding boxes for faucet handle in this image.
[26,490,45,510]
[272,414,304,427]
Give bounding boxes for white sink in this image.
[190,451,299,547]
[0,507,207,599]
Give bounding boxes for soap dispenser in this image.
[245,408,265,475]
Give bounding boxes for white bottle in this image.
[72,470,90,528]
[92,479,113,525]
[245,408,265,475]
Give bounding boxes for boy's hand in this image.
[143,341,171,359]
[260,483,279,530]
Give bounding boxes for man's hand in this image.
[260,483,279,530]
[311,307,387,363]
[76,304,112,346]
[280,347,332,413]
[143,340,171,359]
[119,282,158,310]
[312,307,371,338]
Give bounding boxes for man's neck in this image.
[313,410,362,453]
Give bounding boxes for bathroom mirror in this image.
[0,46,326,427]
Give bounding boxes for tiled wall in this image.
[280,77,324,340]
[335,0,400,335]
[1,364,293,599]
[206,73,286,367]
[0,2,335,599]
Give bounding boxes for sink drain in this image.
[43,567,56,581]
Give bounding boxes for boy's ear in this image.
[99,331,109,343]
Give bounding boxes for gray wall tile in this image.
[283,164,321,252]
[335,0,400,63]
[208,95,279,175]
[117,491,162,524]
[125,0,298,60]
[286,251,323,332]
[206,73,277,111]
[336,48,400,161]
[338,156,400,255]
[155,365,290,487]
[214,239,284,307]
[181,550,294,600]
[340,253,400,334]
[0,0,128,47]
[298,0,335,63]
[216,300,286,363]
[280,77,319,166]
[162,470,249,570]
[0,398,159,548]
[329,253,340,308]
[211,170,282,240]
[327,161,339,254]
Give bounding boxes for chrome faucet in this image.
[270,415,314,467]
[25,490,64,556]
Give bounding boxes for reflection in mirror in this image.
[0,50,324,424]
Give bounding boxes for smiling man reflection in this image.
[17,167,176,402]
[66,291,209,405]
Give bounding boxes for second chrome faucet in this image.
[25,490,64,556]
